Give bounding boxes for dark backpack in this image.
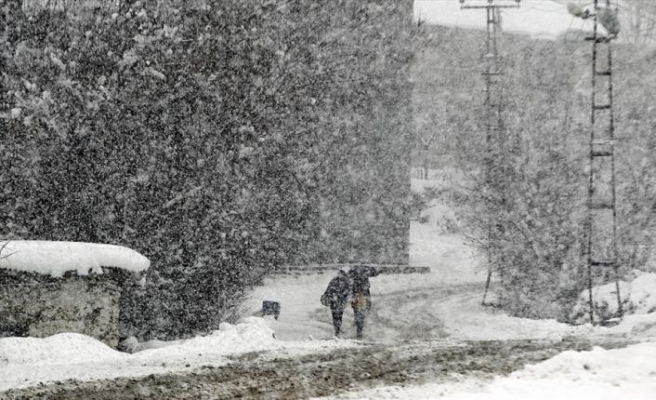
[320,291,330,307]
[321,271,350,307]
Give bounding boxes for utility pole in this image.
[459,0,520,306]
[583,0,622,325]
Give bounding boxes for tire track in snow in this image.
[366,283,483,343]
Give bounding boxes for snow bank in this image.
[629,273,656,314]
[134,317,278,359]
[571,281,630,322]
[571,272,656,324]
[317,342,656,400]
[513,343,656,385]
[0,240,150,277]
[607,313,656,337]
[0,317,288,391]
[0,333,125,365]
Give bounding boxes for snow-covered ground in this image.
[1,3,653,397]
[316,343,656,399]
[0,318,357,392]
[2,174,655,398]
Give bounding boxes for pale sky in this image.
[413,0,598,40]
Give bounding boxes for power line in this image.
[458,0,520,307]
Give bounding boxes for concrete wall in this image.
[0,268,134,347]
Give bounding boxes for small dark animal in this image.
[262,300,281,320]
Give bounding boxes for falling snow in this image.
[1,0,655,398]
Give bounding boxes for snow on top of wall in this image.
[0,240,150,277]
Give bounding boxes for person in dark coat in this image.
[321,270,351,337]
[347,264,380,339]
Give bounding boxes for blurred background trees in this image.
[413,23,656,321]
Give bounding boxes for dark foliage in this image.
[0,0,415,339]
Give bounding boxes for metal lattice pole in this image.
[585,0,622,325]
[460,0,520,306]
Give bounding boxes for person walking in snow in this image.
[348,264,380,339]
[321,269,351,337]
